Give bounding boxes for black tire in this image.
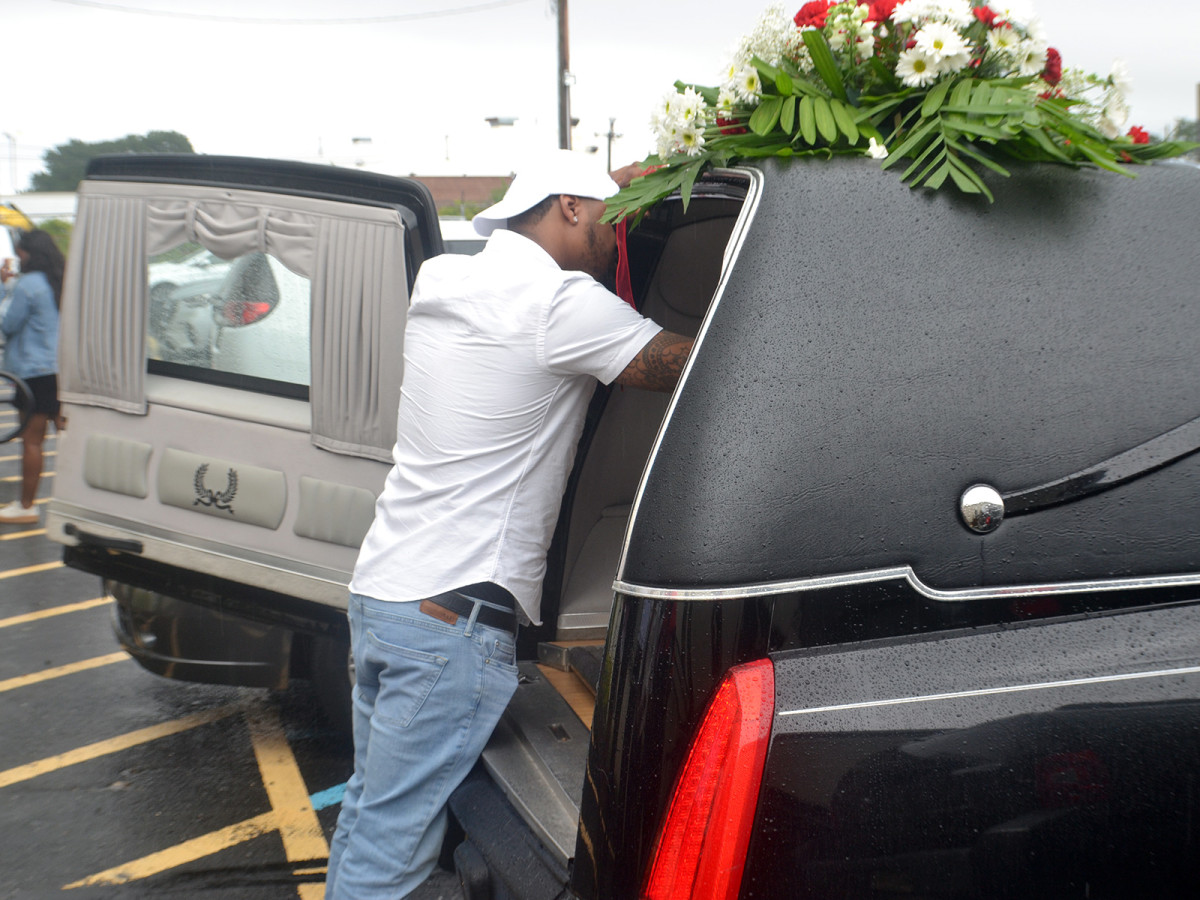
[311,634,354,738]
[0,371,32,444]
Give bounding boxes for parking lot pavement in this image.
[1,436,342,898]
[1,415,465,900]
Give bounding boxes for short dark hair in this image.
[507,195,557,233]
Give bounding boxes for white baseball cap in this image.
[472,150,620,237]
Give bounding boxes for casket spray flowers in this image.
[607,0,1196,219]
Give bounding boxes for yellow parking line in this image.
[0,560,63,581]
[1,471,54,482]
[0,705,238,790]
[0,450,56,462]
[0,596,109,629]
[0,527,46,541]
[0,651,128,694]
[64,704,329,898]
[246,706,330,861]
[64,810,278,888]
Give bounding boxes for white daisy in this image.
[893,0,971,28]
[896,48,942,87]
[891,0,931,26]
[988,1,1037,30]
[930,0,973,28]
[914,23,970,64]
[1098,91,1129,139]
[1014,39,1049,77]
[677,87,706,126]
[734,65,763,104]
[986,24,1020,55]
[1109,59,1133,96]
[678,126,706,156]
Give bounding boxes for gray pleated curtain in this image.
[59,180,408,462]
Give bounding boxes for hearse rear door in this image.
[46,155,442,613]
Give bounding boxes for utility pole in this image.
[2,133,15,194]
[597,117,621,171]
[556,0,572,150]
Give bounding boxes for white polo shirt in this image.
[350,229,662,625]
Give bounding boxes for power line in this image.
[48,0,534,25]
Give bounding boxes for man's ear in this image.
[559,194,581,225]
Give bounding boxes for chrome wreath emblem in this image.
[193,463,238,514]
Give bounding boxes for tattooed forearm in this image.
[616,331,694,392]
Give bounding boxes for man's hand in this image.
[615,331,694,392]
[609,162,648,190]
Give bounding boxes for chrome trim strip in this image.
[779,664,1200,717]
[613,565,1200,604]
[45,500,350,606]
[615,166,763,583]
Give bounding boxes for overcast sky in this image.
[4,0,1198,194]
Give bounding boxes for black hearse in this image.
[49,154,1200,899]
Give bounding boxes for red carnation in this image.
[973,5,999,26]
[860,0,898,21]
[717,116,749,136]
[794,1,834,28]
[1127,125,1151,144]
[1042,47,1062,86]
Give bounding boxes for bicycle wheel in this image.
[0,371,32,443]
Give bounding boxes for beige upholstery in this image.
[556,215,734,637]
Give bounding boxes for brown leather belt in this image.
[419,585,516,632]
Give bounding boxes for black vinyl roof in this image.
[623,157,1200,594]
[85,153,443,258]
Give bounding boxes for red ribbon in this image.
[615,218,635,308]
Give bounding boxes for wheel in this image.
[0,371,32,444]
[311,634,354,737]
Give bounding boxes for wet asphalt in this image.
[0,425,462,899]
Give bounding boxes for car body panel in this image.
[47,155,443,627]
[620,158,1200,596]
[578,158,1200,900]
[746,600,1200,898]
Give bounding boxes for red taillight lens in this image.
[219,299,272,327]
[642,658,775,900]
[1036,749,1109,808]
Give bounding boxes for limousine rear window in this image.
[147,242,312,400]
[60,179,411,462]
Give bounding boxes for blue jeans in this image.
[326,592,519,899]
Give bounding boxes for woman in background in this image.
[0,230,65,524]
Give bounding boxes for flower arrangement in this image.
[606,0,1196,219]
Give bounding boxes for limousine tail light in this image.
[218,298,273,327]
[642,658,774,900]
[1036,749,1109,808]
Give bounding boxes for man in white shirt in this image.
[326,151,693,900]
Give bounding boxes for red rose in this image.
[1127,126,1150,144]
[794,1,834,28]
[1042,47,1062,86]
[973,5,999,26]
